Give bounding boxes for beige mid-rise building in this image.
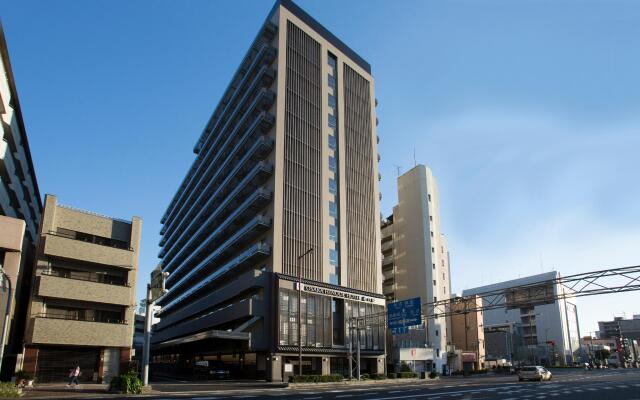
[382,164,452,374]
[22,195,141,383]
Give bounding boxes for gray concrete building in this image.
[152,0,383,381]
[598,316,640,341]
[463,271,582,366]
[380,165,452,374]
[22,195,141,383]
[0,23,43,378]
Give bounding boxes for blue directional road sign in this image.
[387,297,422,331]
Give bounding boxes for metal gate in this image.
[36,347,101,383]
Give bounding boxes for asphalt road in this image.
[26,369,640,399]
[137,369,640,400]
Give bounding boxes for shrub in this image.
[0,382,21,398]
[387,372,397,379]
[428,371,438,379]
[371,373,386,380]
[109,371,143,394]
[398,372,418,379]
[399,362,412,373]
[14,370,33,381]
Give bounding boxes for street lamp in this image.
[297,248,314,377]
[0,268,13,371]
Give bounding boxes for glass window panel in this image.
[329,225,338,242]
[328,134,337,149]
[329,156,337,171]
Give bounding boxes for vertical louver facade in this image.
[153,0,383,382]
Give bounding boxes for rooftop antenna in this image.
[394,165,402,177]
[413,148,417,167]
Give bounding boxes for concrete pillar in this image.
[268,354,282,382]
[376,356,385,374]
[321,357,330,375]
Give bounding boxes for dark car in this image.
[208,361,231,380]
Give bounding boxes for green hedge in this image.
[371,373,386,380]
[0,382,21,398]
[397,372,418,379]
[109,371,143,394]
[428,371,439,379]
[289,374,343,383]
[387,372,397,379]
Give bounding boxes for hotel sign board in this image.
[298,283,385,306]
[387,297,422,332]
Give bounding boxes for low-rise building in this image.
[449,296,485,372]
[22,195,141,382]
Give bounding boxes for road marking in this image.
[335,395,353,398]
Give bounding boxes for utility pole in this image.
[0,269,13,373]
[297,248,313,377]
[142,284,153,386]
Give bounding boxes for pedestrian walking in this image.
[67,365,80,388]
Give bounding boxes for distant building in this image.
[598,316,640,340]
[484,322,521,365]
[463,271,582,366]
[0,23,43,378]
[449,296,485,372]
[22,195,141,382]
[380,165,452,374]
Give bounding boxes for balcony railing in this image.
[48,230,133,251]
[41,269,129,287]
[35,313,127,325]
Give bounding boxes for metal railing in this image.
[36,313,127,325]
[47,230,133,251]
[41,269,129,287]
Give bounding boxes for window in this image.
[329,178,337,195]
[443,272,445,279]
[435,330,439,336]
[328,74,336,87]
[431,247,435,253]
[432,263,435,269]
[328,114,337,128]
[328,94,336,108]
[328,134,337,149]
[332,298,344,345]
[329,201,338,218]
[430,231,433,237]
[428,194,431,201]
[429,216,433,221]
[329,156,337,172]
[329,225,338,242]
[433,280,436,286]
[434,296,437,302]
[328,54,337,68]
[329,249,338,265]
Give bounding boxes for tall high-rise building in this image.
[380,164,452,374]
[153,0,384,381]
[0,23,43,378]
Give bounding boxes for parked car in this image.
[518,366,552,381]
[208,361,231,380]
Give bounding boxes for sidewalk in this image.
[22,383,112,399]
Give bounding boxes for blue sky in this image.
[2,0,639,334]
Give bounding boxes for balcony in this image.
[166,215,271,289]
[381,240,393,253]
[28,315,131,347]
[37,273,131,306]
[161,131,274,260]
[158,242,270,314]
[43,233,134,267]
[382,255,394,267]
[152,298,262,345]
